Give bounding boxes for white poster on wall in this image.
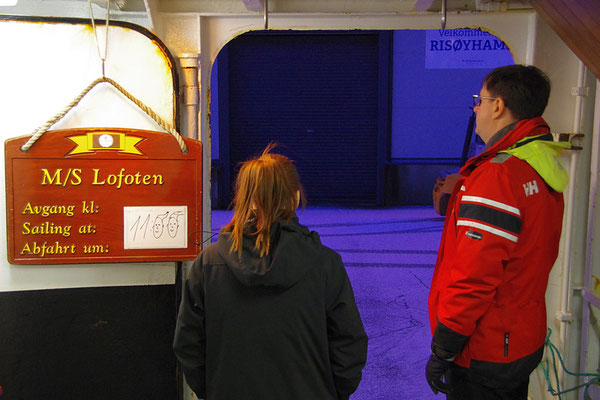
[425,29,514,69]
[124,206,188,249]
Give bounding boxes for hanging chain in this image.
[20,0,187,153]
[88,0,111,77]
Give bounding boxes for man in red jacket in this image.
[426,64,570,399]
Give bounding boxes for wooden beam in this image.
[530,0,600,80]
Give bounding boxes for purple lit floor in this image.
[211,206,444,400]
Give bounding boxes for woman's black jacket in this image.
[173,216,368,400]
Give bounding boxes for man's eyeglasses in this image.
[472,95,497,106]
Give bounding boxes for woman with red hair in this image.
[174,144,367,400]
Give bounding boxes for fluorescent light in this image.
[0,0,19,6]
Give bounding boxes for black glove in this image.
[425,353,453,395]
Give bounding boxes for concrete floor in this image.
[212,206,444,400]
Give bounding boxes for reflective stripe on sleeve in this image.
[457,195,522,242]
[461,195,520,216]
[457,220,519,243]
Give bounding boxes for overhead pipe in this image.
[525,13,537,65]
[179,53,200,140]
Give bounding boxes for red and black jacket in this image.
[428,118,566,374]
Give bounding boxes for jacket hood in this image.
[216,216,323,288]
[502,137,570,193]
[461,117,569,192]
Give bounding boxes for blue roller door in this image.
[226,32,382,206]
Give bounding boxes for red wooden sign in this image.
[5,128,202,264]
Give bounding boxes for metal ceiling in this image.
[0,0,533,29]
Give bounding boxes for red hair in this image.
[224,144,306,257]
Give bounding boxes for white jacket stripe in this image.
[461,195,521,216]
[457,220,519,243]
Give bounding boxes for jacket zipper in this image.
[504,333,509,357]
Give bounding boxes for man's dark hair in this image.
[483,64,551,120]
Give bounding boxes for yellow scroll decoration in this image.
[68,132,143,155]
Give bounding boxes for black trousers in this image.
[445,364,530,400]
[443,346,544,400]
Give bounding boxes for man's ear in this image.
[491,97,505,120]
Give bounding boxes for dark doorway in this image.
[213,31,390,208]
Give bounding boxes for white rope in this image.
[104,77,187,153]
[20,77,188,153]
